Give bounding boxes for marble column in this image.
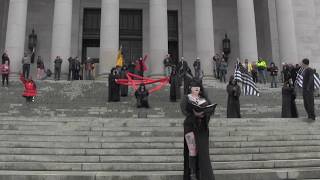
[195,0,215,75]
[149,0,168,75]
[51,0,73,73]
[275,0,298,64]
[237,0,258,61]
[5,0,28,74]
[99,0,119,75]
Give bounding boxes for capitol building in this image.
[0,0,319,75]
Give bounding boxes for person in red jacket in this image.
[20,74,37,102]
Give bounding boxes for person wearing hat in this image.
[226,75,241,118]
[180,79,216,180]
[301,58,316,120]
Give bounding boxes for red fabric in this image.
[115,72,169,94]
[20,74,37,97]
[135,55,148,72]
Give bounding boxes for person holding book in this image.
[180,79,216,180]
[226,75,241,118]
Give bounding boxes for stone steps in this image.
[0,117,318,179]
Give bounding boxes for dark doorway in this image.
[82,8,101,63]
[119,9,143,65]
[168,11,179,65]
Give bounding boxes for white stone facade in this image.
[0,0,319,75]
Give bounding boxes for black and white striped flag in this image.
[295,68,320,89]
[234,63,260,96]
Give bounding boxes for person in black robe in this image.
[281,79,298,118]
[108,68,120,102]
[302,58,316,120]
[120,65,129,97]
[226,76,241,118]
[180,80,215,180]
[178,60,194,95]
[135,84,149,108]
[169,66,181,102]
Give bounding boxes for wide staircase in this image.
[0,79,319,179]
[0,116,319,179]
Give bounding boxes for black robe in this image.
[183,72,193,95]
[135,90,149,108]
[180,95,215,180]
[108,74,120,102]
[227,84,241,118]
[303,67,316,119]
[281,87,298,118]
[120,70,128,97]
[170,73,181,101]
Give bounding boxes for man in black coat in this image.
[54,56,63,80]
[302,58,316,120]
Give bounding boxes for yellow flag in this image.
[116,47,124,67]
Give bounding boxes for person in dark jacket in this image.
[120,65,129,97]
[281,64,291,83]
[180,80,216,180]
[135,84,149,108]
[281,79,298,118]
[169,66,181,102]
[2,51,10,65]
[54,56,63,80]
[68,57,75,80]
[226,76,241,118]
[267,62,279,88]
[302,58,316,120]
[20,74,37,103]
[108,68,120,102]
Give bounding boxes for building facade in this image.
[0,0,319,76]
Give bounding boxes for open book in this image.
[191,103,218,113]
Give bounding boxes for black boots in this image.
[189,156,198,180]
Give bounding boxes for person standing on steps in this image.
[135,83,150,108]
[180,80,216,180]
[281,79,298,118]
[301,58,316,120]
[108,67,120,102]
[22,52,31,79]
[54,56,63,80]
[226,75,241,118]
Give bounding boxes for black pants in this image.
[2,74,8,86]
[68,69,75,80]
[23,64,30,79]
[54,67,61,80]
[303,91,316,120]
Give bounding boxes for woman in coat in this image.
[180,80,216,180]
[226,75,241,118]
[281,79,298,118]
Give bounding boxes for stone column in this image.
[99,0,119,75]
[275,0,298,64]
[51,0,73,73]
[195,0,215,75]
[149,0,168,75]
[5,0,28,74]
[237,0,258,61]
